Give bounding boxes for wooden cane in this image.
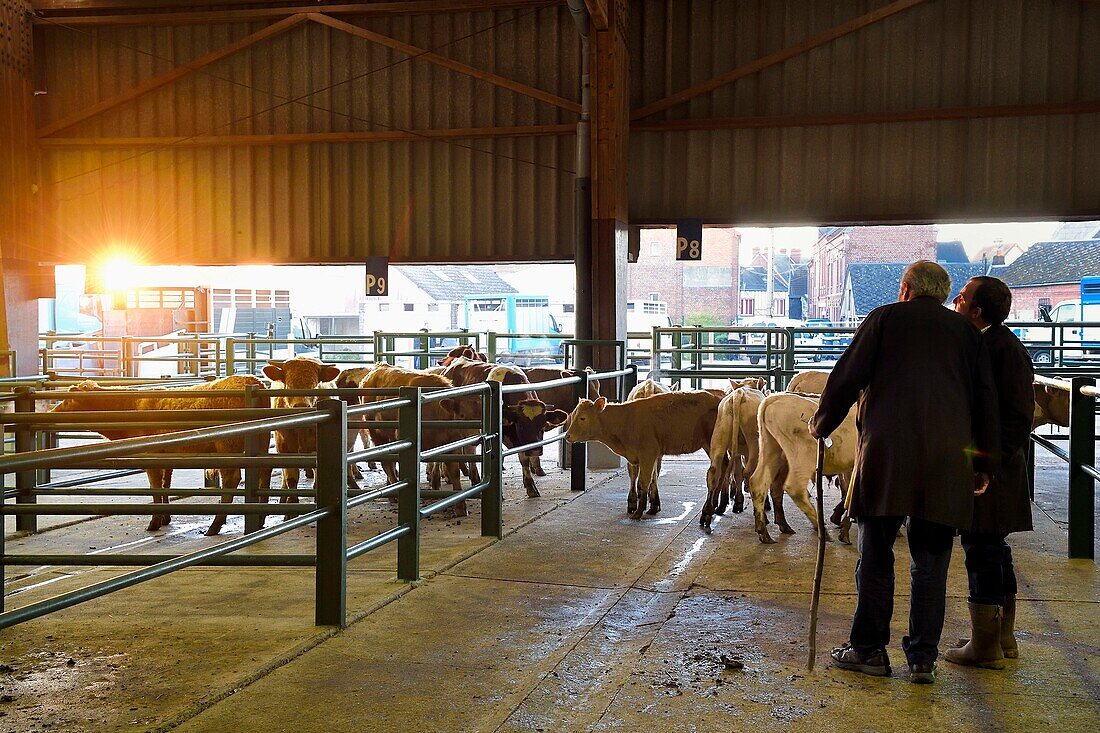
[808,435,829,671]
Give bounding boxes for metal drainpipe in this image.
[568,0,592,369]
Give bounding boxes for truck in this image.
[462,294,563,363]
[1013,276,1100,364]
[627,299,673,365]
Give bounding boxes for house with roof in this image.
[971,242,1025,267]
[840,262,994,322]
[738,267,791,321]
[359,265,517,333]
[998,240,1100,320]
[936,241,970,264]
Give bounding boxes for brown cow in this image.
[50,375,272,536]
[566,391,721,520]
[438,345,488,366]
[334,366,377,476]
[520,366,601,477]
[262,358,342,518]
[359,363,474,516]
[442,359,567,497]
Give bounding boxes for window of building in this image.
[427,303,439,312]
[683,266,733,288]
[563,303,575,313]
[378,302,390,311]
[740,298,755,316]
[404,303,415,311]
[774,299,786,316]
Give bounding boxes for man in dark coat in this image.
[810,260,996,684]
[946,276,1034,669]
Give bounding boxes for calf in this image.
[787,370,829,395]
[625,379,671,504]
[747,392,856,544]
[566,391,721,520]
[359,363,474,516]
[334,366,377,476]
[50,376,272,536]
[1033,382,1070,428]
[262,358,342,518]
[703,386,768,526]
[521,366,601,477]
[442,359,567,497]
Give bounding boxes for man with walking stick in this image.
[809,260,996,684]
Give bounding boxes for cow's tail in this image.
[730,390,752,473]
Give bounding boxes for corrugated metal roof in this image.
[628,0,1100,224]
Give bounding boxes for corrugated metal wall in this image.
[32,1,1100,264]
[1,0,38,259]
[629,0,1100,224]
[37,6,580,263]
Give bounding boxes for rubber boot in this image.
[945,602,1005,670]
[1001,596,1019,659]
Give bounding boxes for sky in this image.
[736,221,1063,260]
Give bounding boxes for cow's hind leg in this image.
[645,460,661,515]
[627,462,640,515]
[281,465,301,521]
[146,469,170,531]
[702,454,728,531]
[631,458,658,521]
[785,467,830,541]
[206,468,240,536]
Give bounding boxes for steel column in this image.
[13,387,36,532]
[397,386,421,581]
[314,398,347,627]
[243,383,263,533]
[571,371,589,492]
[1068,377,1095,560]
[482,380,504,538]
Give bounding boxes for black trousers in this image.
[960,532,1017,606]
[850,516,956,666]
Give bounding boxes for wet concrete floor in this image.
[1,445,1098,733]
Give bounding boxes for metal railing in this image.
[372,330,481,370]
[40,332,227,379]
[1029,375,1098,560]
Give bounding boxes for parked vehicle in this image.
[1012,277,1100,364]
[463,294,563,363]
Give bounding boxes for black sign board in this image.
[365,256,389,296]
[676,219,702,260]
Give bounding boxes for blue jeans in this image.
[960,532,1017,605]
[850,516,956,666]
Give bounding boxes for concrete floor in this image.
[1,446,1098,733]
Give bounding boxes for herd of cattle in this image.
[49,345,1071,544]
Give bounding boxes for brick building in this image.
[807,225,937,321]
[627,228,740,325]
[999,240,1100,320]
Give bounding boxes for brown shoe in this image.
[945,602,1005,670]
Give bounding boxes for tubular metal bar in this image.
[32,488,312,497]
[1,503,320,516]
[500,375,579,395]
[2,554,316,566]
[37,469,145,489]
[1032,434,1070,463]
[345,525,413,561]
[5,408,306,423]
[420,480,490,518]
[420,434,483,461]
[0,504,329,630]
[588,368,632,380]
[502,429,566,457]
[420,382,489,404]
[425,452,489,463]
[346,397,411,417]
[347,481,407,510]
[347,440,412,464]
[0,411,326,473]
[41,456,315,470]
[1035,375,1070,391]
[1083,464,1100,482]
[346,419,481,430]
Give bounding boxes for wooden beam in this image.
[630,101,1100,132]
[631,0,931,121]
[308,13,580,113]
[37,14,309,138]
[37,124,576,147]
[584,0,609,31]
[33,1,559,27]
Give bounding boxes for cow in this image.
[262,358,342,519]
[747,392,857,544]
[624,379,671,503]
[787,370,829,395]
[520,366,601,477]
[566,391,722,520]
[1033,382,1070,428]
[359,363,474,516]
[438,345,487,367]
[442,359,568,497]
[50,375,272,536]
[702,385,768,527]
[334,366,378,476]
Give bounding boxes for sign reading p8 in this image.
[365,256,389,296]
[676,219,702,261]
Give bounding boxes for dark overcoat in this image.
[811,296,997,530]
[971,324,1034,535]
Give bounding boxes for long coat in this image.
[811,296,997,530]
[970,324,1034,535]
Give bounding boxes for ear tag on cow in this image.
[520,404,545,420]
[823,437,833,449]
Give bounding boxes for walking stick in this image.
[807,435,830,671]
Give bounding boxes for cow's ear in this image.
[320,365,341,383]
[670,382,681,391]
[544,409,569,429]
[262,364,284,382]
[594,396,607,411]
